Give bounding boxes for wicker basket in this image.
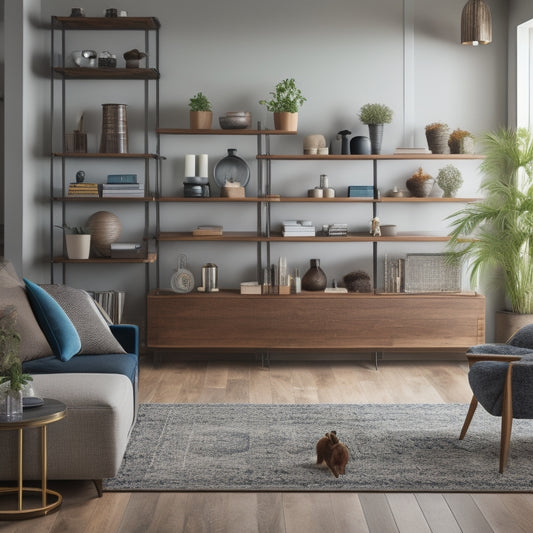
[404,254,461,293]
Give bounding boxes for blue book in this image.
[348,185,374,197]
[107,174,138,184]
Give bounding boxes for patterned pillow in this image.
[0,261,53,361]
[40,284,126,355]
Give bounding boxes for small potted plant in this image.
[358,103,393,154]
[436,164,463,197]
[425,122,450,154]
[406,167,435,197]
[55,224,91,260]
[0,306,32,420]
[259,78,306,131]
[189,92,212,129]
[448,128,475,154]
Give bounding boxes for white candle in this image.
[184,154,196,177]
[198,154,208,178]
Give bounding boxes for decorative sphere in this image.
[86,211,122,257]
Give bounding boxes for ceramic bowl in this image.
[380,225,397,236]
[219,115,251,129]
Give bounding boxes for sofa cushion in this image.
[0,262,53,361]
[23,278,81,361]
[22,352,138,384]
[40,284,126,355]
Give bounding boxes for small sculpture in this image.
[316,431,349,478]
[370,216,381,237]
[75,170,85,183]
[338,130,351,155]
[123,49,147,68]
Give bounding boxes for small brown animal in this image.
[316,430,349,478]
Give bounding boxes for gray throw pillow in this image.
[40,284,126,355]
[0,261,53,361]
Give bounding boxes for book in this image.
[110,243,142,250]
[68,182,99,197]
[192,225,223,236]
[240,281,262,294]
[348,186,374,198]
[107,174,138,184]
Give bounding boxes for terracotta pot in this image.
[274,112,298,132]
[190,111,212,129]
[495,310,533,343]
[65,234,91,260]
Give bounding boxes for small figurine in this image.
[371,216,381,237]
[75,170,85,183]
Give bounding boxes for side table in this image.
[0,398,66,520]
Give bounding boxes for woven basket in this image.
[426,128,450,154]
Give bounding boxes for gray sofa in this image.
[0,261,138,495]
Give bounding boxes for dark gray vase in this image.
[368,124,384,155]
[350,136,371,155]
[301,259,327,291]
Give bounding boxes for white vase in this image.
[65,234,91,259]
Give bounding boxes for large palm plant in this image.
[447,127,533,314]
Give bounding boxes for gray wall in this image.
[4,0,514,342]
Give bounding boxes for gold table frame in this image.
[0,398,66,520]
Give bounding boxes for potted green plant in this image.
[446,127,533,340]
[189,92,212,129]
[358,103,393,154]
[436,164,463,197]
[55,224,91,260]
[259,78,306,131]
[0,305,32,420]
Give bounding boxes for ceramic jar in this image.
[301,259,327,291]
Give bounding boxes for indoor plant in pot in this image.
[436,164,463,198]
[446,127,533,341]
[358,103,393,155]
[449,128,475,154]
[189,92,212,129]
[56,224,91,260]
[425,122,450,154]
[0,305,32,419]
[259,78,306,131]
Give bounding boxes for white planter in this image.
[65,234,91,260]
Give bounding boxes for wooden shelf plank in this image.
[157,128,296,135]
[267,232,451,243]
[53,252,157,264]
[257,154,485,161]
[157,231,261,242]
[54,196,154,202]
[52,16,161,30]
[53,67,159,80]
[52,152,159,159]
[157,197,264,202]
[380,197,480,203]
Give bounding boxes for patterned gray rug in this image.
[104,403,533,492]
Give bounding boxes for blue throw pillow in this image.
[23,278,81,361]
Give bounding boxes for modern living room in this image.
[2,0,533,531]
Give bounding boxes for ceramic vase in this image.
[274,112,298,132]
[190,111,213,130]
[368,124,384,155]
[301,259,327,291]
[65,234,91,260]
[350,136,371,155]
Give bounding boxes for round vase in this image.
[86,211,122,257]
[350,136,371,155]
[301,259,327,291]
[368,124,384,155]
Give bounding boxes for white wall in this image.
[6,0,510,341]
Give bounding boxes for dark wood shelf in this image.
[157,197,264,202]
[157,128,297,136]
[53,67,159,80]
[157,231,261,242]
[257,154,485,161]
[53,252,157,264]
[54,196,154,202]
[51,16,161,30]
[52,152,159,159]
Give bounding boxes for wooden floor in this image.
[2,356,533,532]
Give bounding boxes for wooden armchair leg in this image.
[499,364,514,473]
[459,396,478,440]
[93,479,103,497]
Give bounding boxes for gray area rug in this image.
[104,403,533,492]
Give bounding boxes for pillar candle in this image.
[184,154,196,177]
[198,154,208,178]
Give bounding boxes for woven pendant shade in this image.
[461,0,492,45]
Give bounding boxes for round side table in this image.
[0,398,66,520]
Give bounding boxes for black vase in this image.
[350,136,371,155]
[368,124,384,155]
[301,259,327,291]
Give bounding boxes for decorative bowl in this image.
[219,114,251,129]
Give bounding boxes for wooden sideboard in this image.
[147,290,485,363]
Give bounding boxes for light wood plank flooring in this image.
[2,356,533,532]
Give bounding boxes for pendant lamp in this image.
[461,0,492,46]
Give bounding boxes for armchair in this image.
[459,323,533,473]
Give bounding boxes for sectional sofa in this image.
[0,261,138,496]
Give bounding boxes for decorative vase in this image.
[350,136,371,155]
[406,177,435,198]
[425,126,450,154]
[65,234,91,260]
[5,389,23,421]
[99,103,128,153]
[367,124,384,155]
[190,111,213,130]
[273,112,298,132]
[301,259,327,291]
[86,211,122,257]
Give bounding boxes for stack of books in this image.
[348,185,374,198]
[282,220,316,237]
[101,174,144,198]
[110,242,146,258]
[327,223,348,237]
[68,182,99,197]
